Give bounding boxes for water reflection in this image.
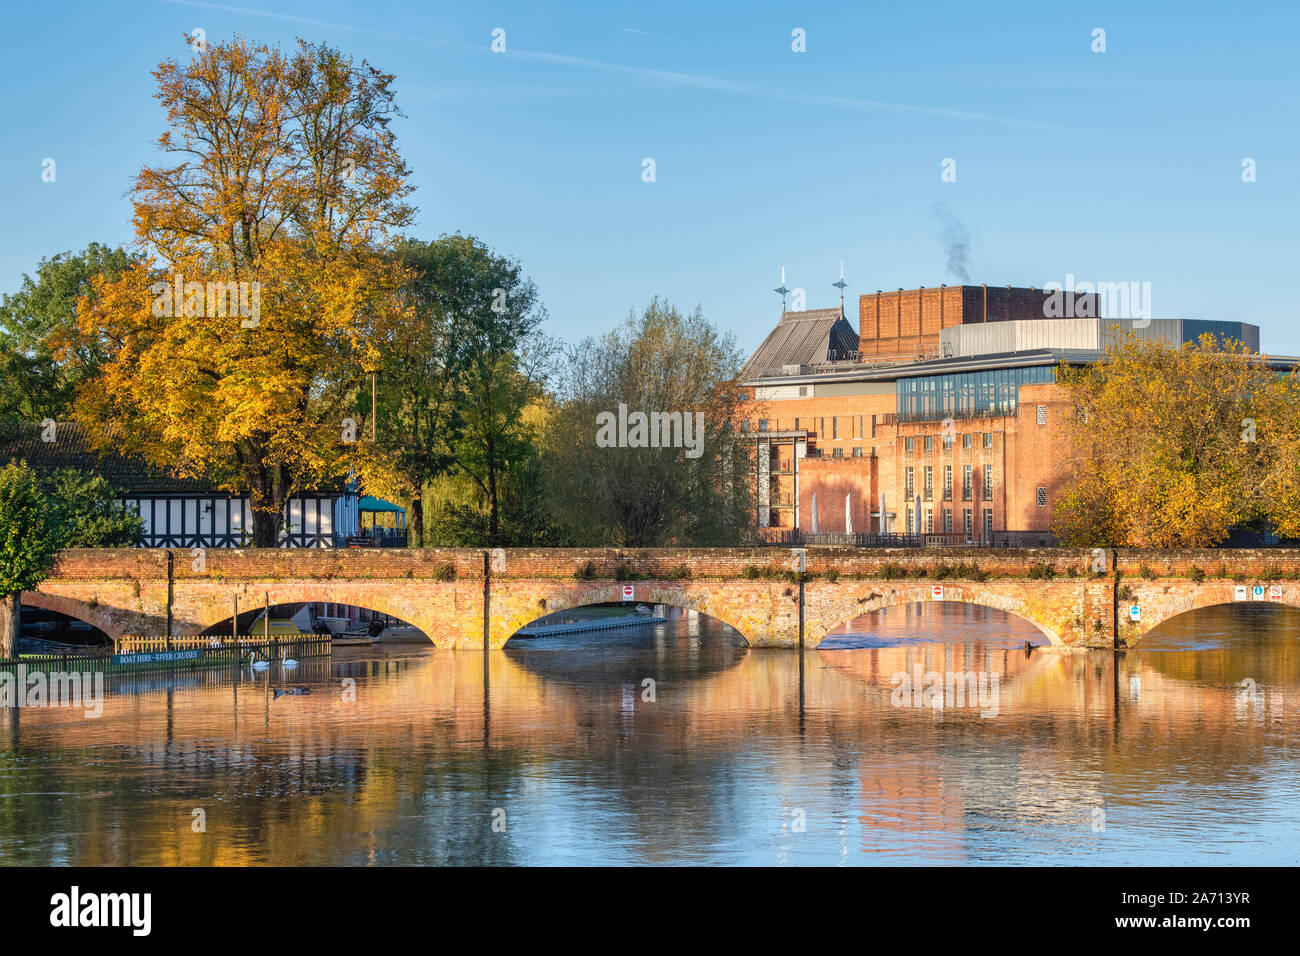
[0,603,1295,865]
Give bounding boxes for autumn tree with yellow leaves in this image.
[62,37,414,545]
[1053,332,1300,547]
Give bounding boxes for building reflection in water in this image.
[0,602,1295,865]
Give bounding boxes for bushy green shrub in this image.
[1027,561,1056,580]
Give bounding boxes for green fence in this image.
[1,635,333,675]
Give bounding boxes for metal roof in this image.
[742,346,1300,388]
[739,308,859,380]
[742,348,1093,387]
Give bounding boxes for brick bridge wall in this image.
[24,548,1300,650]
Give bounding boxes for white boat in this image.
[332,633,379,646]
[334,623,383,646]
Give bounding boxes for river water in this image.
[0,602,1295,865]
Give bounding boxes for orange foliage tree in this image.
[62,37,414,545]
[1053,332,1300,547]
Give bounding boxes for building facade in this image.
[740,284,1263,546]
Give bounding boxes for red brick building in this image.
[739,285,1259,545]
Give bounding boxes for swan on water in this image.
[248,651,269,671]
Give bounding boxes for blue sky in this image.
[2,0,1297,356]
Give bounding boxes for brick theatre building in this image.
[739,283,1261,546]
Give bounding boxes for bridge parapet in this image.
[1115,548,1300,579]
[24,547,1300,650]
[488,547,1100,580]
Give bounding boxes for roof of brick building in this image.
[740,308,859,380]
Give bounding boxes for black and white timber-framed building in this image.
[1,422,364,549]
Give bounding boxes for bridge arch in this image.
[492,583,756,647]
[19,591,144,643]
[502,596,749,646]
[1127,582,1300,645]
[190,586,449,646]
[818,597,1055,648]
[805,583,1067,648]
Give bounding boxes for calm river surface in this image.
[0,603,1296,865]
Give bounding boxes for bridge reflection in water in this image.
[0,602,1295,865]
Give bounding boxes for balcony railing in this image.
[761,531,981,548]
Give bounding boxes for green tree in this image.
[543,298,754,546]
[411,235,549,544]
[359,234,550,546]
[0,243,138,422]
[0,462,64,657]
[421,401,566,547]
[358,237,469,546]
[43,470,143,548]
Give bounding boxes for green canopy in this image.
[358,495,404,513]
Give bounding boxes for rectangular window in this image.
[905,437,914,452]
[794,418,800,431]
[758,419,768,431]
[820,417,825,437]
[983,432,994,449]
[983,465,994,500]
[832,417,838,439]
[943,466,953,501]
[906,508,914,534]
[852,446,863,458]
[943,509,952,533]
[833,447,844,458]
[871,415,877,439]
[925,509,934,533]
[858,415,864,439]
[963,508,972,535]
[1036,486,1047,507]
[924,436,933,451]
[798,386,807,397]
[942,433,952,451]
[924,466,934,501]
[1036,404,1047,426]
[984,509,994,540]
[905,466,915,500]
[962,433,971,449]
[962,465,972,501]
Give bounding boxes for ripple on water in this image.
[0,603,1295,864]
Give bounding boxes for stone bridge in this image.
[23,547,1300,649]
